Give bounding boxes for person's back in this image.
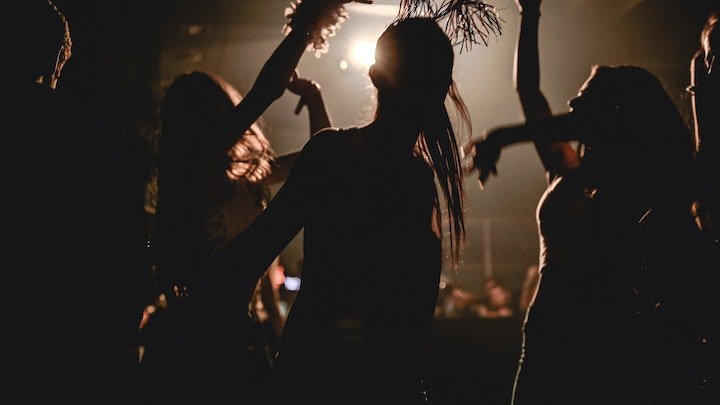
[275,129,441,403]
[0,81,145,404]
[213,16,472,405]
[0,3,145,402]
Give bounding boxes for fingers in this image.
[462,141,476,158]
[477,164,497,188]
[462,159,476,176]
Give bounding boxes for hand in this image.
[515,0,541,14]
[463,131,501,188]
[288,70,321,115]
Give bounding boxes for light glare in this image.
[351,41,376,69]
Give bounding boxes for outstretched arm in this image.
[514,0,578,182]
[467,113,582,185]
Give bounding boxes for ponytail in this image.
[417,81,469,266]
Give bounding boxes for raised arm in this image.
[263,72,333,185]
[289,70,332,134]
[217,0,365,153]
[514,0,578,181]
[218,30,310,154]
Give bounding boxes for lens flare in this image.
[351,40,376,69]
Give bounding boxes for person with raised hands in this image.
[467,0,697,403]
[137,2,366,404]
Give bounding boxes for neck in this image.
[368,106,422,152]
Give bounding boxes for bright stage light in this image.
[351,40,376,69]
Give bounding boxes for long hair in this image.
[374,18,469,265]
[159,72,274,185]
[155,72,274,283]
[581,65,696,208]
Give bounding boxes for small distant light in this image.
[187,25,204,36]
[339,60,349,70]
[284,276,302,292]
[439,281,447,289]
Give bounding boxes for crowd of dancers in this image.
[3,0,720,404]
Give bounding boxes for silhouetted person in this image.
[213,17,470,405]
[689,12,720,400]
[132,0,343,402]
[691,12,720,238]
[478,279,514,318]
[136,70,330,404]
[468,0,697,403]
[1,2,146,404]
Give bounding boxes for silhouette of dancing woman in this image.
[213,17,470,405]
[467,1,696,403]
[137,2,352,404]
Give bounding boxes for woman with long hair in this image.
[155,70,329,300]
[137,2,352,403]
[212,17,470,404]
[467,0,696,403]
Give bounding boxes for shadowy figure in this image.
[213,17,470,405]
[689,11,720,400]
[478,278,514,318]
[691,12,720,236]
[466,1,698,403]
[133,3,338,403]
[1,2,146,404]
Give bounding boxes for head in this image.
[568,66,695,207]
[487,283,512,310]
[371,18,455,120]
[370,18,469,264]
[5,1,71,88]
[160,72,273,184]
[483,276,498,292]
[701,13,719,90]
